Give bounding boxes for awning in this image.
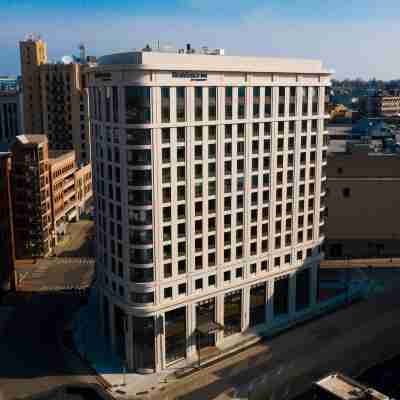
[196,321,224,336]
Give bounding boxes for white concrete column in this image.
[216,293,225,344]
[187,302,197,358]
[266,279,274,325]
[242,285,250,331]
[155,313,164,372]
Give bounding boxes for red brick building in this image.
[0,152,16,296]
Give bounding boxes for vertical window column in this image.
[225,87,233,120]
[195,87,203,121]
[264,87,272,118]
[208,87,217,121]
[176,87,186,122]
[161,87,171,123]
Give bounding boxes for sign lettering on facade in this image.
[172,71,208,81]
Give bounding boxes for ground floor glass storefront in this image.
[196,298,216,348]
[296,268,311,311]
[165,306,186,364]
[224,290,242,336]
[132,316,155,373]
[274,275,289,316]
[250,283,267,327]
[114,305,126,360]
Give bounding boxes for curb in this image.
[173,294,365,380]
[59,302,113,393]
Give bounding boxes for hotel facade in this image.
[88,49,331,373]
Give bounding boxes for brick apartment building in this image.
[0,152,16,296]
[11,135,92,258]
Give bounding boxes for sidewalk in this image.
[0,306,15,336]
[72,278,373,399]
[321,257,400,268]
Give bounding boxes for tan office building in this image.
[88,47,331,373]
[19,35,93,163]
[326,149,400,258]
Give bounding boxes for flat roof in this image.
[16,134,47,145]
[97,51,330,75]
[48,150,75,162]
[316,374,388,400]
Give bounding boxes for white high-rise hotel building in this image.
[88,48,330,373]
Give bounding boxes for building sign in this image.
[94,72,112,81]
[172,71,208,81]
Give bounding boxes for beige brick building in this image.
[326,149,400,258]
[19,35,93,163]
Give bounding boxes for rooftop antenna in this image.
[79,43,86,63]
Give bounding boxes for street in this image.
[0,291,99,400]
[0,220,98,400]
[146,269,400,400]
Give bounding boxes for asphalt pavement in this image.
[0,291,99,400]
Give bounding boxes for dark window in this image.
[249,283,266,327]
[125,86,151,124]
[165,307,186,363]
[224,290,242,336]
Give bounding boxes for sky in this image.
[1,0,400,79]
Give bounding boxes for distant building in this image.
[11,134,92,258]
[359,92,400,117]
[326,144,400,258]
[0,152,16,296]
[0,90,23,146]
[0,76,19,92]
[19,35,95,163]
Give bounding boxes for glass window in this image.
[253,87,260,118]
[265,87,272,117]
[127,149,151,166]
[132,316,155,371]
[161,87,170,123]
[225,87,233,120]
[196,299,216,348]
[224,290,242,336]
[250,283,266,327]
[296,268,311,311]
[128,209,152,226]
[112,86,119,123]
[195,87,203,121]
[128,190,152,206]
[126,129,151,146]
[176,87,186,122]
[237,87,246,119]
[125,86,151,124]
[274,275,289,316]
[209,87,217,120]
[165,307,186,363]
[130,267,154,283]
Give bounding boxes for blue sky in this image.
[2,0,400,79]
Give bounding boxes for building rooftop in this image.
[0,90,19,97]
[48,150,75,162]
[16,134,47,145]
[316,374,389,400]
[97,50,330,74]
